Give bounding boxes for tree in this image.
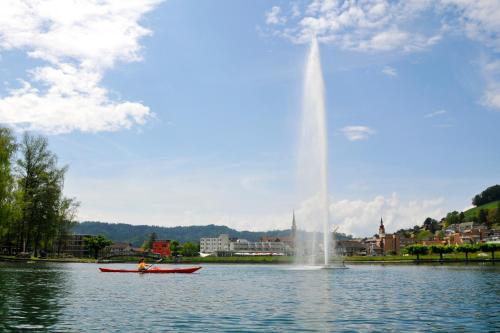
[496,202,500,226]
[472,185,500,206]
[0,127,17,253]
[143,232,157,251]
[487,209,497,229]
[170,240,180,257]
[416,230,433,241]
[478,243,500,261]
[404,244,429,261]
[478,209,488,225]
[180,242,199,257]
[455,244,478,261]
[84,235,113,259]
[459,212,465,223]
[429,245,453,261]
[423,217,439,233]
[16,133,70,256]
[445,211,460,227]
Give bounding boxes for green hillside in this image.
[463,200,499,220]
[72,221,355,247]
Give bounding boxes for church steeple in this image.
[379,217,385,237]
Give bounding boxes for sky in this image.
[0,0,499,237]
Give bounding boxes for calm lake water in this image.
[0,262,499,332]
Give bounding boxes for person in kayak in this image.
[138,258,149,271]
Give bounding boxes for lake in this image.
[0,262,499,332]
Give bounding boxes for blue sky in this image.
[0,0,499,236]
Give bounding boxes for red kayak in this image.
[99,266,202,274]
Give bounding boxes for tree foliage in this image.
[478,243,500,260]
[0,130,78,256]
[429,245,453,260]
[180,242,199,257]
[170,240,180,257]
[404,244,428,260]
[455,244,478,261]
[472,185,500,206]
[84,235,113,259]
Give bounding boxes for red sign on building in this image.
[152,240,171,257]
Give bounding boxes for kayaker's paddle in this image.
[145,257,164,271]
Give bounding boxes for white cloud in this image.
[329,193,445,237]
[293,192,445,237]
[442,0,500,51]
[265,6,286,25]
[341,126,375,141]
[265,0,442,52]
[481,59,500,110]
[264,1,500,110]
[0,0,162,134]
[424,109,447,118]
[382,66,398,77]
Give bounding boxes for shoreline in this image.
[1,255,498,265]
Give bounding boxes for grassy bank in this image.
[2,253,498,264]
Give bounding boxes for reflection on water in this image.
[0,262,67,331]
[0,262,499,332]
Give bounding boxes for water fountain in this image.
[296,37,344,269]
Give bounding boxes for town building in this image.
[335,240,367,256]
[106,242,133,256]
[200,213,297,256]
[152,240,171,257]
[200,234,230,254]
[230,239,290,255]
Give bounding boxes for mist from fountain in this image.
[296,37,332,267]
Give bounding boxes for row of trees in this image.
[405,243,500,261]
[0,128,78,257]
[472,185,500,207]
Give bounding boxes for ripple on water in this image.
[0,263,499,332]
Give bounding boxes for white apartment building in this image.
[229,239,288,254]
[200,234,230,253]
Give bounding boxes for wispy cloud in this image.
[264,1,442,52]
[265,6,286,25]
[382,66,398,77]
[425,109,447,118]
[263,1,500,111]
[341,126,375,141]
[0,0,163,134]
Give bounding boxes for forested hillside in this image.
[72,221,353,247]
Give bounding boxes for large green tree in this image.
[16,133,77,256]
[404,244,428,261]
[429,245,454,261]
[472,185,500,206]
[84,235,113,259]
[479,243,499,261]
[455,244,478,261]
[180,242,199,257]
[0,128,17,252]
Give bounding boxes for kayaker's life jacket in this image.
[138,262,146,270]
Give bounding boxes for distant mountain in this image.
[72,221,353,247]
[73,221,291,247]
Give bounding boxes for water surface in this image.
[0,262,499,332]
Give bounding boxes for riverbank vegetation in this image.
[0,128,78,257]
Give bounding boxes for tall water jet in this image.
[297,37,331,266]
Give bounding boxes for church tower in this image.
[379,217,385,237]
[291,211,297,243]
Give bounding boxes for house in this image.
[336,240,367,256]
[106,242,133,255]
[152,240,171,257]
